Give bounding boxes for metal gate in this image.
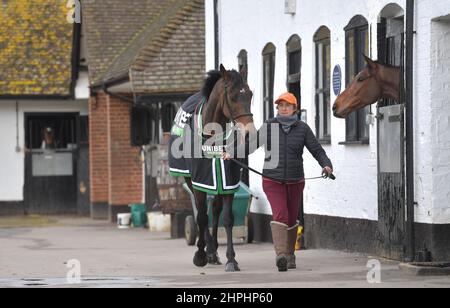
[376,16,406,260]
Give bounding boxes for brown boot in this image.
[270,222,289,272]
[287,222,299,269]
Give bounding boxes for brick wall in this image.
[89,92,143,210]
[106,94,143,206]
[89,93,109,203]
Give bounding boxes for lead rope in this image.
[229,158,336,184]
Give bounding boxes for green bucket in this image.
[130,203,148,228]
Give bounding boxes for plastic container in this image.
[148,212,171,232]
[130,203,148,228]
[117,213,131,229]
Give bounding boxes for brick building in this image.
[82,0,205,221]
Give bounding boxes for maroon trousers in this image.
[262,178,305,227]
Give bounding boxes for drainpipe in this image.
[405,0,415,263]
[214,0,219,70]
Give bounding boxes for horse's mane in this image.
[201,69,245,99]
[202,70,222,99]
[373,61,401,69]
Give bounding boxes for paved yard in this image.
[0,217,449,288]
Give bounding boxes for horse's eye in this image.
[358,75,368,82]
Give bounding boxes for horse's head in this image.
[212,64,256,137]
[44,127,55,145]
[333,55,384,118]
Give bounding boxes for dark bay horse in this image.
[188,65,255,272]
[333,55,401,118]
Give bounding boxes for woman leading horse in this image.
[224,92,333,272]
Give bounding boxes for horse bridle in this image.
[223,82,253,124]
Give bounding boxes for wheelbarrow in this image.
[183,182,255,246]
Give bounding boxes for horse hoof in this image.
[207,253,222,265]
[193,251,208,268]
[225,261,240,272]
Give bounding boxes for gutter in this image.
[103,84,134,104]
[405,0,416,263]
[89,72,133,103]
[90,74,130,94]
[0,95,72,100]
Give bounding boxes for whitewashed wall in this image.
[429,11,450,224]
[413,1,450,224]
[205,0,450,224]
[0,100,88,202]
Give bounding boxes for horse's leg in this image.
[223,194,240,272]
[206,196,223,265]
[211,196,223,253]
[188,178,220,266]
[184,177,194,192]
[193,190,208,267]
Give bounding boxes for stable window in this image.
[314,27,331,143]
[263,43,276,121]
[345,15,370,144]
[131,106,153,146]
[25,113,78,150]
[378,16,405,108]
[161,103,177,133]
[238,50,248,83]
[286,35,301,111]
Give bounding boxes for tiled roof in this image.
[82,0,181,85]
[0,0,74,96]
[83,0,205,94]
[130,0,205,94]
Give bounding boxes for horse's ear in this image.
[363,54,378,73]
[220,64,228,80]
[239,65,248,82]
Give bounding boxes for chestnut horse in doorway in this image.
[333,55,401,118]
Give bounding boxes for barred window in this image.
[25,113,78,150]
[238,49,248,83]
[263,43,276,121]
[345,15,370,143]
[286,35,301,111]
[314,27,331,143]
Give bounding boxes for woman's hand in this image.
[323,166,333,176]
[222,152,232,161]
